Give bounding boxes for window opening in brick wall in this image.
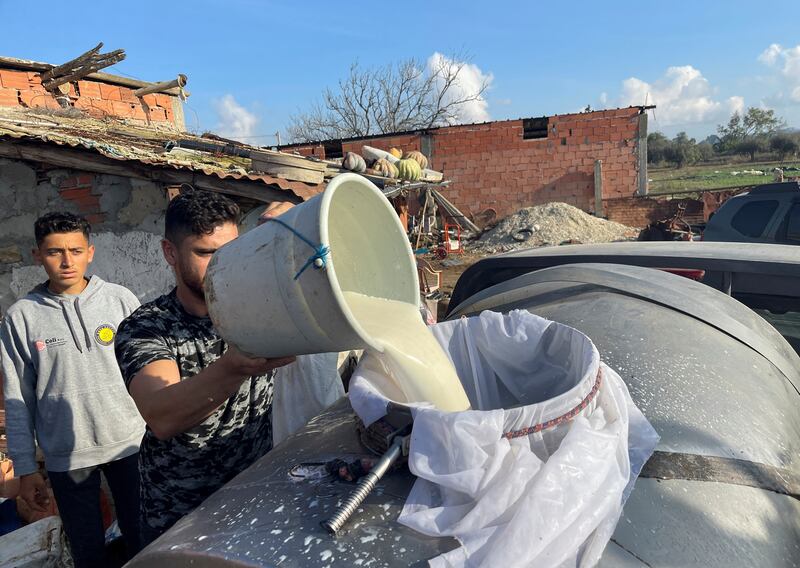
[323,141,343,159]
[522,117,549,140]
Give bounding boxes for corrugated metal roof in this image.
[0,107,323,201]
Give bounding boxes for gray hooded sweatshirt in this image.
[1,275,145,475]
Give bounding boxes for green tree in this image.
[697,141,716,162]
[647,132,671,164]
[668,132,700,168]
[717,107,784,152]
[769,133,799,161]
[735,137,764,162]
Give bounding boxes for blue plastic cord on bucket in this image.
[266,218,331,280]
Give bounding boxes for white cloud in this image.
[758,43,800,103]
[617,65,741,127]
[758,43,783,66]
[427,53,493,124]
[214,94,259,140]
[599,92,608,106]
[728,95,745,116]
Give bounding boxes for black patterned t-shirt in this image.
[115,289,275,533]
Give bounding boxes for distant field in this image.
[648,160,800,194]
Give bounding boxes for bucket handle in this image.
[266,218,331,280]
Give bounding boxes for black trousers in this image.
[48,452,140,568]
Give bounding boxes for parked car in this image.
[448,241,800,354]
[127,244,800,568]
[703,181,800,244]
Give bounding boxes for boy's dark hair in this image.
[165,190,240,244]
[34,212,91,246]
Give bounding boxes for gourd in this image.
[396,158,422,181]
[403,150,428,170]
[373,158,399,178]
[389,147,403,159]
[342,152,366,173]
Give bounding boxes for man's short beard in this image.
[185,279,205,301]
[176,262,206,302]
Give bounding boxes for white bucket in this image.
[204,173,419,357]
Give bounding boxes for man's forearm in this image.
[135,361,245,439]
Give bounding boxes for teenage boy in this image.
[1,212,145,567]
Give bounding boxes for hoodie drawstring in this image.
[74,298,93,352]
[61,300,84,354]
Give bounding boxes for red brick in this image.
[146,107,168,122]
[77,80,103,98]
[0,70,31,90]
[99,84,122,101]
[0,87,18,106]
[119,87,138,103]
[140,94,158,107]
[59,187,93,201]
[59,174,94,190]
[109,100,136,117]
[17,89,57,109]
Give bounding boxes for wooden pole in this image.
[0,56,181,95]
[133,75,188,98]
[39,43,104,82]
[39,43,127,91]
[42,52,126,90]
[415,190,431,250]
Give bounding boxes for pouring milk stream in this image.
[204,173,470,412]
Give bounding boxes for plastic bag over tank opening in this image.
[349,309,660,568]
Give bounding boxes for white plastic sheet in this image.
[0,516,72,568]
[349,310,659,568]
[272,352,344,446]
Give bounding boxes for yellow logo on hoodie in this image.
[94,324,116,346]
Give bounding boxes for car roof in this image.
[449,241,800,312]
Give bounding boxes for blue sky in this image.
[2,0,799,142]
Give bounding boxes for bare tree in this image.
[287,55,490,143]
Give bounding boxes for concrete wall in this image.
[0,158,173,311]
[282,108,644,219]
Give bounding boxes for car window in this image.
[730,200,779,238]
[784,204,800,244]
[752,308,800,356]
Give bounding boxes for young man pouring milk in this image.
[115,191,297,546]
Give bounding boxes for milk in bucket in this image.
[205,173,470,412]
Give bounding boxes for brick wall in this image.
[0,68,179,126]
[604,196,704,228]
[282,108,644,219]
[57,173,106,225]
